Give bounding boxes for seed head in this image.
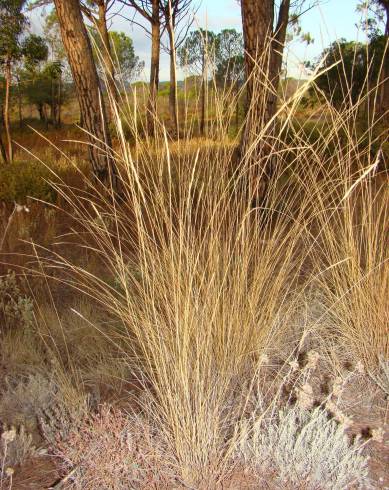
[1,428,16,444]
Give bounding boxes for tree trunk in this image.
[37,103,45,122]
[240,0,281,204]
[240,0,274,163]
[0,135,6,164]
[168,48,179,136]
[378,2,389,118]
[4,56,13,163]
[267,0,290,120]
[235,87,239,131]
[53,0,115,185]
[16,76,23,129]
[0,108,7,164]
[200,50,206,136]
[167,22,179,137]
[96,3,120,113]
[147,0,160,135]
[51,78,56,126]
[57,73,62,128]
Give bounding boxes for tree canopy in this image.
[315,37,386,107]
[0,0,28,61]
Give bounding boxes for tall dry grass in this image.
[17,49,388,486]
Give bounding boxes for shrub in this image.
[239,406,370,489]
[0,271,33,334]
[0,160,56,204]
[51,405,170,489]
[0,374,56,434]
[0,424,36,478]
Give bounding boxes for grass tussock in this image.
[1,58,387,487]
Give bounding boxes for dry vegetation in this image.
[0,66,388,489]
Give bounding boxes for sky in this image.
[30,0,366,81]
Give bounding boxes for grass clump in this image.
[4,57,387,487]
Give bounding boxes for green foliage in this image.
[21,34,48,69]
[357,0,388,38]
[0,160,56,203]
[314,38,385,107]
[178,29,217,75]
[90,29,144,84]
[214,29,244,87]
[179,29,244,88]
[288,12,315,45]
[20,58,69,123]
[0,0,27,61]
[158,82,170,97]
[110,31,144,83]
[22,68,52,109]
[43,9,67,62]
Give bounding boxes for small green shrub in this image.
[158,83,170,97]
[0,160,56,204]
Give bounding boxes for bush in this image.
[0,271,33,334]
[0,160,56,204]
[239,406,370,489]
[1,424,36,478]
[0,374,56,433]
[50,405,169,489]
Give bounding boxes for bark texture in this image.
[268,0,290,120]
[240,0,290,201]
[147,0,160,133]
[241,0,290,125]
[0,109,7,164]
[200,49,206,136]
[166,4,179,136]
[241,0,274,111]
[81,1,120,112]
[3,57,13,163]
[53,0,115,184]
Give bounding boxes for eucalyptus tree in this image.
[119,0,161,132]
[214,29,244,88]
[13,34,48,128]
[0,0,28,162]
[42,11,69,127]
[159,0,194,136]
[358,0,389,117]
[178,29,216,135]
[90,29,144,85]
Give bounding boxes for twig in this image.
[48,466,79,489]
